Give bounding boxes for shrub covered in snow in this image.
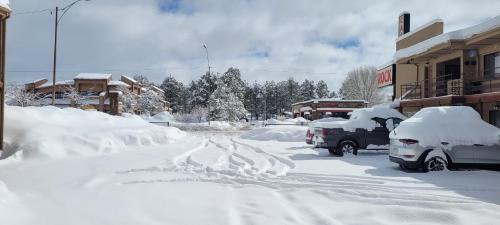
[390,106,500,148]
[2,106,185,159]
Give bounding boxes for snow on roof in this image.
[394,15,500,61]
[390,106,500,148]
[0,0,10,11]
[39,80,74,88]
[150,85,164,93]
[75,73,112,80]
[108,80,131,87]
[121,75,137,83]
[292,98,368,106]
[396,19,443,42]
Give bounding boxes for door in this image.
[474,144,500,164]
[365,118,390,148]
[448,145,476,163]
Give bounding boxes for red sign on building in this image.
[377,65,393,88]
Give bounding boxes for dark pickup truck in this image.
[312,108,405,156]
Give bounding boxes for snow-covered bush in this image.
[65,86,84,106]
[137,89,164,116]
[208,81,247,122]
[6,82,40,107]
[117,85,137,113]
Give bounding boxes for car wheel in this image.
[399,164,407,170]
[337,141,357,157]
[424,156,447,172]
[328,148,336,155]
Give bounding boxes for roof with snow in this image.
[0,0,10,11]
[394,15,500,62]
[150,85,164,93]
[292,98,368,106]
[108,80,131,87]
[75,73,112,80]
[121,75,138,84]
[38,80,74,88]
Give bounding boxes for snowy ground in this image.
[1,118,500,224]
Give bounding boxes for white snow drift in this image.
[240,125,307,142]
[2,106,185,159]
[390,106,500,147]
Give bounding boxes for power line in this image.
[12,8,53,16]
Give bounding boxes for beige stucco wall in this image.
[396,22,444,50]
[394,64,418,98]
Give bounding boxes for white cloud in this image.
[6,0,500,91]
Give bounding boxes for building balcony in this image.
[400,72,500,100]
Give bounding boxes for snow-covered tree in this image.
[329,90,338,98]
[133,74,150,86]
[299,79,316,101]
[208,80,247,121]
[117,85,137,113]
[220,67,246,101]
[191,106,208,123]
[340,66,383,105]
[196,72,218,107]
[6,82,40,107]
[160,76,185,112]
[137,89,164,116]
[316,80,330,98]
[65,86,84,106]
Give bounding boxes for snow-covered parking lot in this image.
[1,129,500,224]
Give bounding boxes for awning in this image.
[315,107,360,112]
[300,106,312,112]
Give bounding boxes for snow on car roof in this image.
[75,73,112,80]
[394,15,500,61]
[318,107,406,131]
[390,106,500,148]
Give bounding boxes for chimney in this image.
[398,12,410,37]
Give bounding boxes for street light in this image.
[203,43,211,124]
[52,0,90,105]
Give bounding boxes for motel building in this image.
[292,98,368,120]
[378,12,500,127]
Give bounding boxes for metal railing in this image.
[400,73,500,100]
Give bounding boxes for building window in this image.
[484,52,500,79]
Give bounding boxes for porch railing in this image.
[400,73,500,100]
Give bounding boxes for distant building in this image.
[378,13,500,127]
[25,74,170,115]
[0,2,10,152]
[292,98,368,120]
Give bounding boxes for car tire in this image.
[337,141,357,157]
[424,156,448,172]
[399,164,407,170]
[328,148,336,155]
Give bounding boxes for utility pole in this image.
[51,6,58,105]
[51,0,90,105]
[203,43,211,124]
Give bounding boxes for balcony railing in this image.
[400,73,500,100]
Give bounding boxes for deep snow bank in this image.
[240,125,307,142]
[390,106,500,147]
[3,106,185,159]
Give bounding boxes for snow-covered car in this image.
[306,117,347,144]
[313,107,406,156]
[389,106,500,172]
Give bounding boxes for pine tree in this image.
[316,80,330,98]
[208,80,247,121]
[299,79,316,101]
[221,67,246,101]
[160,76,184,113]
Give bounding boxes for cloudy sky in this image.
[5,0,500,90]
